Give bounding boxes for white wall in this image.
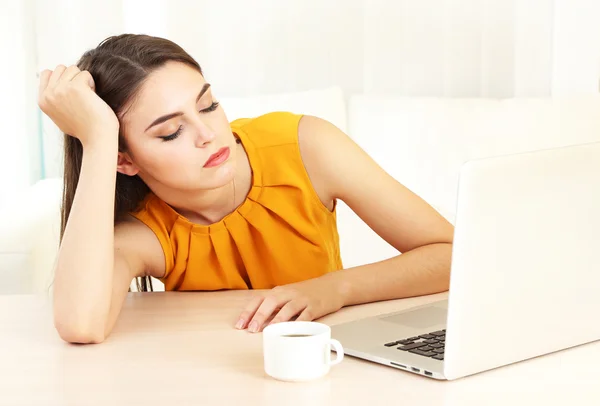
[3,0,600,193]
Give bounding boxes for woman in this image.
[39,34,454,344]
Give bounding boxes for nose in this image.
[193,119,216,147]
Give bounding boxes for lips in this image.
[204,147,231,168]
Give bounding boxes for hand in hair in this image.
[38,64,119,149]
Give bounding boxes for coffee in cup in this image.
[262,321,344,382]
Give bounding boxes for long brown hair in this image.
[60,34,202,291]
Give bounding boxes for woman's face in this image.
[117,61,237,193]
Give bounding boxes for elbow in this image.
[55,323,106,344]
[52,290,108,344]
[54,315,106,344]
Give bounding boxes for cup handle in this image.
[328,339,344,366]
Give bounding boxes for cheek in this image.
[214,109,233,130]
[133,145,184,173]
[145,145,205,175]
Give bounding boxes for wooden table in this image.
[1,290,599,405]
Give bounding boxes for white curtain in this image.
[32,0,125,180]
[1,0,39,198]
[145,0,600,98]
[2,0,600,192]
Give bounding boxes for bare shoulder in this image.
[114,215,166,279]
[297,115,365,207]
[298,114,453,253]
[297,115,345,211]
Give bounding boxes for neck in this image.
[173,180,236,225]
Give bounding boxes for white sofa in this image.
[4,87,600,294]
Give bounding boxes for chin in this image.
[199,161,237,188]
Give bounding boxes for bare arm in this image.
[39,65,164,343]
[52,144,166,343]
[52,142,118,343]
[298,115,454,304]
[52,142,166,343]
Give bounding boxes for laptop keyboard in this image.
[384,329,445,361]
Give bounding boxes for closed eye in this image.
[158,101,219,142]
[201,101,219,113]
[159,126,182,142]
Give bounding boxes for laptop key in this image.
[406,336,420,341]
[433,348,445,354]
[419,334,435,339]
[398,342,427,351]
[398,339,415,345]
[419,346,434,352]
[430,343,444,349]
[430,331,445,337]
[432,354,444,361]
[409,349,437,357]
[384,341,399,347]
[423,339,438,344]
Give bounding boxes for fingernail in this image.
[249,321,258,333]
[235,319,245,329]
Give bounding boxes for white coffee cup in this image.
[262,321,344,382]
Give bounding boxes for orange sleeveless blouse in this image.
[129,112,343,290]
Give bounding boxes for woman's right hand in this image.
[38,64,120,149]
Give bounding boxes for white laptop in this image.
[331,141,600,380]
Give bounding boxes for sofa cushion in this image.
[0,178,62,294]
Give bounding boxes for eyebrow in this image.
[144,83,211,132]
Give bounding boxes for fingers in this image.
[246,296,283,333]
[237,289,316,333]
[72,70,95,91]
[38,64,94,93]
[295,308,315,322]
[236,296,265,330]
[269,300,307,325]
[58,65,82,84]
[38,70,52,107]
[38,65,91,113]
[38,70,52,95]
[47,64,67,89]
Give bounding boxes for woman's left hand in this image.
[235,276,346,333]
